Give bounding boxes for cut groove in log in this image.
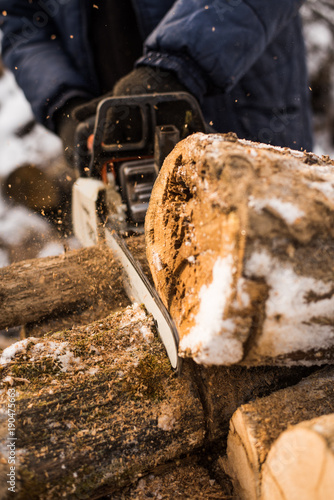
[224,367,334,499]
[145,133,334,367]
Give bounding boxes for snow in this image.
[152,250,163,272]
[0,69,65,270]
[248,196,305,225]
[0,336,85,372]
[88,367,99,376]
[140,325,154,343]
[0,205,50,246]
[0,337,38,365]
[0,248,9,267]
[31,341,84,372]
[158,410,176,432]
[119,304,148,328]
[303,21,332,76]
[0,70,61,178]
[306,180,334,200]
[179,250,244,365]
[245,249,334,360]
[236,278,250,309]
[38,241,65,258]
[119,305,156,343]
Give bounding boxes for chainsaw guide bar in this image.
[73,92,206,373]
[105,226,181,373]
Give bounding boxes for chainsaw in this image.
[71,92,206,372]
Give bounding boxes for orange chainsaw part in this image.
[87,133,94,152]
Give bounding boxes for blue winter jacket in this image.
[0,0,313,151]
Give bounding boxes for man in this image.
[0,0,313,163]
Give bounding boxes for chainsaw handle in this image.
[92,97,150,154]
[87,92,206,178]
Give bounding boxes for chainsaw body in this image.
[73,92,206,241]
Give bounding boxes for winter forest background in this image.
[0,0,333,272]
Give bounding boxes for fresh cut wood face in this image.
[145,133,334,367]
[225,367,334,500]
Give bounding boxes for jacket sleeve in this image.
[0,1,94,130]
[137,0,306,100]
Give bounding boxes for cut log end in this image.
[262,415,334,500]
[225,367,334,500]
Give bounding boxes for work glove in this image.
[74,66,188,119]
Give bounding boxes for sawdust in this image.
[113,462,233,499]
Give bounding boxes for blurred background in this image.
[0,0,333,270]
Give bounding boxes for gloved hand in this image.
[74,66,188,119]
[112,66,187,96]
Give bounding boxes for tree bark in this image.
[0,302,314,499]
[145,133,334,367]
[224,367,334,500]
[0,244,129,330]
[0,305,206,500]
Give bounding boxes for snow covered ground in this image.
[0,69,78,267]
[302,1,334,159]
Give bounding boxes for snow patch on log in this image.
[140,325,155,343]
[0,337,38,365]
[30,341,84,372]
[245,249,334,361]
[248,196,305,225]
[152,250,163,272]
[119,303,148,328]
[179,251,244,365]
[0,337,84,372]
[306,180,334,199]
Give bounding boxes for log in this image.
[0,305,206,499]
[0,244,129,330]
[224,367,334,500]
[145,133,334,367]
[262,414,334,500]
[190,363,315,444]
[0,302,314,498]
